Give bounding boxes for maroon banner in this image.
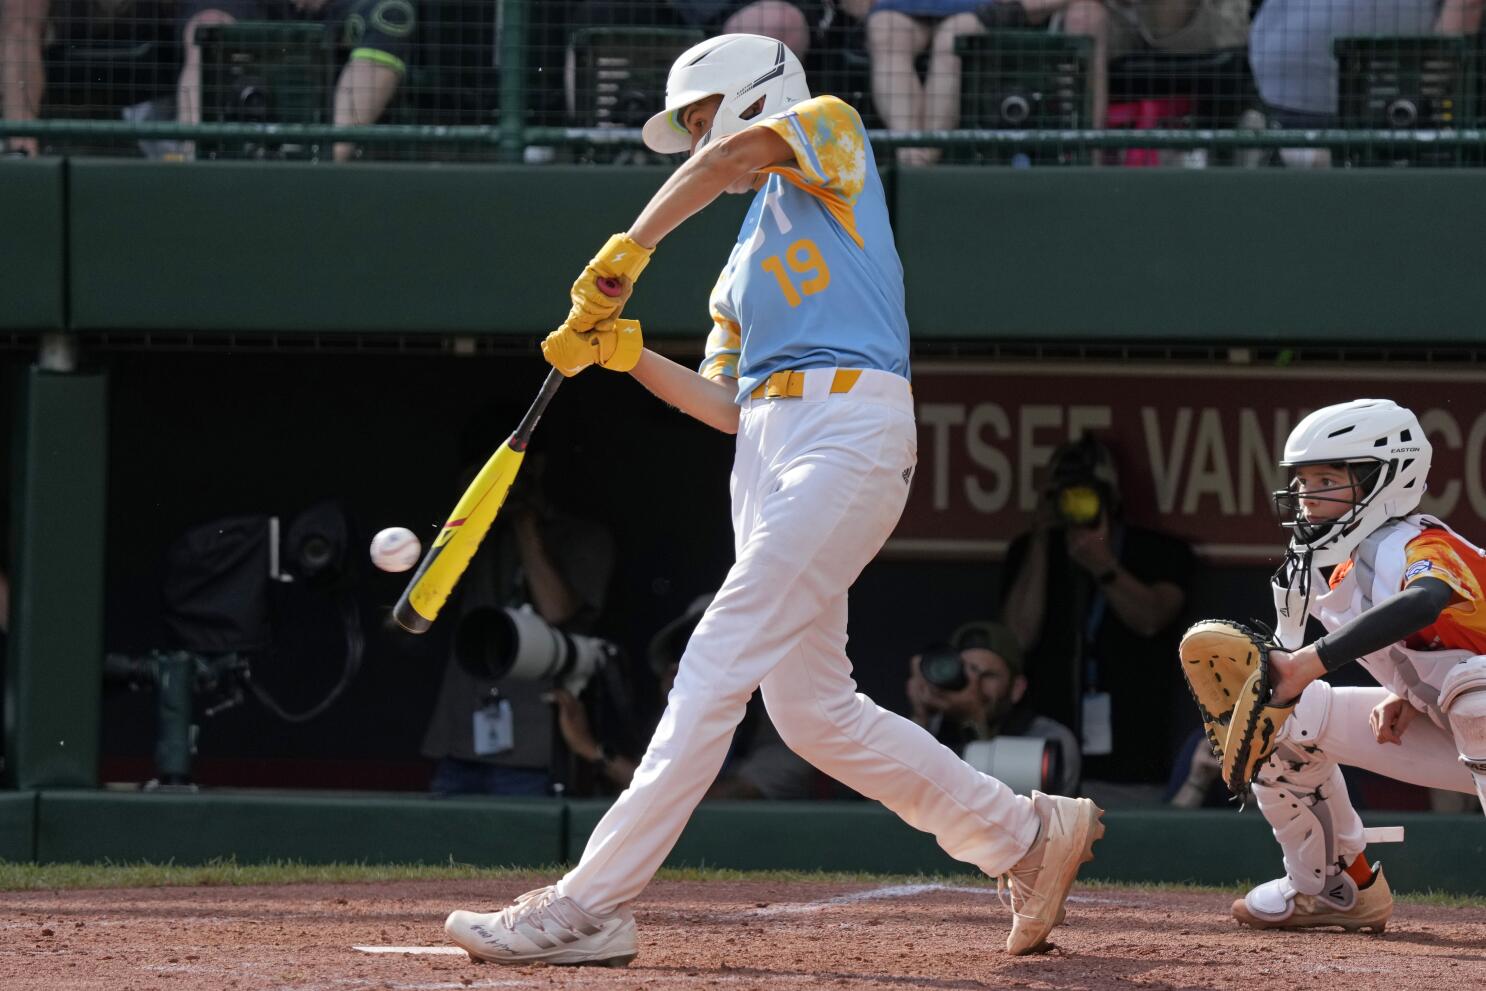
[891,362,1486,563]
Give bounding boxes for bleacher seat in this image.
[1335,35,1480,166]
[195,22,333,160]
[955,31,1094,164]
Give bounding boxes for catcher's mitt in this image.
[1178,619,1298,796]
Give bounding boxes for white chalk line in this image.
[721,883,1140,921]
[271,980,530,991]
[353,946,467,955]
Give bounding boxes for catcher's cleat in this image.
[445,886,638,966]
[1232,865,1392,934]
[1002,792,1105,955]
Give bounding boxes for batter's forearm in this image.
[630,350,740,434]
[628,127,791,247]
[629,152,748,247]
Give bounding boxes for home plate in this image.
[353,946,468,955]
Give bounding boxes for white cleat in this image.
[1233,865,1392,934]
[1001,791,1105,955]
[444,886,638,967]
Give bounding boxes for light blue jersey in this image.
[699,96,910,402]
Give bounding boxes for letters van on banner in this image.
[891,363,1486,564]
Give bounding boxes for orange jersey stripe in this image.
[1327,527,1486,654]
[1402,528,1486,653]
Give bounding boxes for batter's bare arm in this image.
[630,350,740,434]
[627,126,794,248]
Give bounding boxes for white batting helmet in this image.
[1273,399,1431,567]
[642,33,809,154]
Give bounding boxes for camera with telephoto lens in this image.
[455,606,619,696]
[919,647,970,692]
[1053,484,1103,527]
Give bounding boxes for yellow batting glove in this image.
[593,317,644,373]
[540,318,644,378]
[565,233,653,332]
[541,323,596,378]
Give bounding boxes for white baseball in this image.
[370,527,421,573]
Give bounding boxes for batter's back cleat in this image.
[1232,864,1392,934]
[1001,791,1106,955]
[445,886,638,966]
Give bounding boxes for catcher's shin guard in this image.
[1233,864,1392,933]
[1251,684,1366,897]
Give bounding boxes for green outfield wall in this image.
[1,793,1482,896]
[2,161,1485,341]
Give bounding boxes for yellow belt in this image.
[749,368,862,400]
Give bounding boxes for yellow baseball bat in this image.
[392,368,564,633]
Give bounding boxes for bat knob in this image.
[596,277,625,298]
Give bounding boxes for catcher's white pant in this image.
[1254,681,1479,895]
[556,369,1039,916]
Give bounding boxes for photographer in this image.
[553,594,816,799]
[908,621,1080,796]
[1001,435,1194,785]
[420,454,615,796]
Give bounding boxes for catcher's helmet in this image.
[1273,399,1431,567]
[642,33,809,155]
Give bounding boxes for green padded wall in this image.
[0,793,37,861]
[66,161,750,337]
[5,368,107,789]
[0,161,65,330]
[895,168,1486,342]
[35,792,564,866]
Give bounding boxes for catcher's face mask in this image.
[1273,461,1382,543]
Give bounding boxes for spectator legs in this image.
[723,0,812,60]
[0,0,47,156]
[923,14,984,137]
[177,9,237,160]
[332,57,400,162]
[866,11,934,166]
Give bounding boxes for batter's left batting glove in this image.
[542,318,644,378]
[565,233,654,332]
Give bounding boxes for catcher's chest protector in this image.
[1312,516,1479,729]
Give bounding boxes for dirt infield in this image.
[3,876,1485,990]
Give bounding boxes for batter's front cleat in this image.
[1232,864,1392,933]
[1002,791,1105,955]
[445,886,638,966]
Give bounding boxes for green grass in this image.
[0,860,1481,908]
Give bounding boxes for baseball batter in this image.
[1230,398,1486,932]
[443,33,1103,966]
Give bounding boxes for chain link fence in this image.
[0,0,1482,164]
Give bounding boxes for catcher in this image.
[1180,398,1486,933]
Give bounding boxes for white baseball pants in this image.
[557,369,1039,916]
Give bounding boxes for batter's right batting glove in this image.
[542,318,644,377]
[565,233,653,332]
